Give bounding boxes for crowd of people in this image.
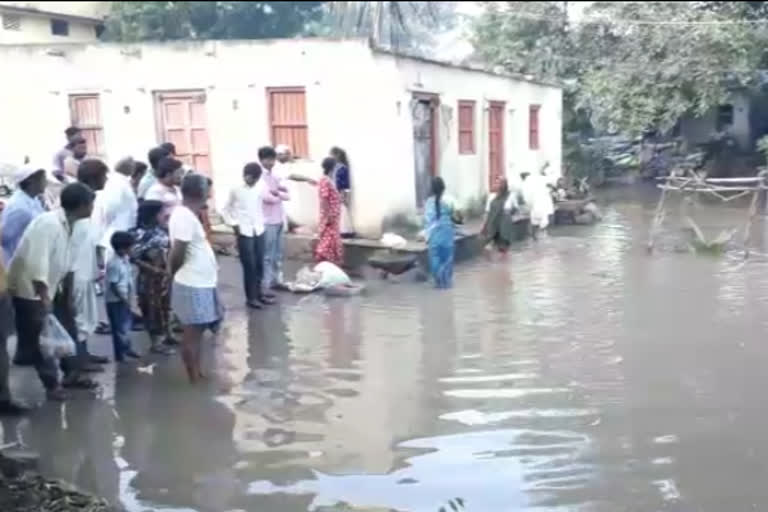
[0,125,356,414]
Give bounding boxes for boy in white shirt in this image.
[222,163,275,309]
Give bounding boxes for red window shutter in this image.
[529,105,540,150]
[69,94,105,156]
[458,100,475,154]
[268,87,309,158]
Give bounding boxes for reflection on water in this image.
[4,187,768,511]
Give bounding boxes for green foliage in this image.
[102,1,323,42]
[314,2,457,53]
[471,1,768,136]
[757,135,768,163]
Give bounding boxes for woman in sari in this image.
[424,177,455,289]
[482,177,517,253]
[129,200,175,355]
[314,157,344,266]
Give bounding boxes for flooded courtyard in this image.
[4,186,768,512]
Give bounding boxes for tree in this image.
[316,1,457,54]
[471,1,768,135]
[103,2,323,42]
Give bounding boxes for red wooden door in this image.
[268,87,309,158]
[155,91,211,175]
[69,94,105,156]
[488,102,505,191]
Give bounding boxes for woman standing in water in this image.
[314,157,344,266]
[424,177,455,289]
[169,173,222,383]
[330,146,355,238]
[129,200,175,355]
[482,177,517,254]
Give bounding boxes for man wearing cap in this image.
[275,144,316,185]
[1,165,47,264]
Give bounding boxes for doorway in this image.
[154,91,212,175]
[412,93,439,208]
[488,101,505,191]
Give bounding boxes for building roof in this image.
[0,2,108,24]
[0,35,562,89]
[370,42,562,89]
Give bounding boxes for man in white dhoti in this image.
[72,159,110,368]
[521,162,555,240]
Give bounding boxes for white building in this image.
[0,38,562,237]
[0,2,106,44]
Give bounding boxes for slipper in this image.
[150,345,175,356]
[62,376,99,390]
[95,323,111,335]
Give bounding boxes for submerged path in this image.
[3,187,768,511]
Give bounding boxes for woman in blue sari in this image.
[424,177,455,289]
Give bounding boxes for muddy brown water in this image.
[3,186,768,511]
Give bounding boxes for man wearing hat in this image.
[1,165,47,265]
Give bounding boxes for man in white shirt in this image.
[222,162,274,309]
[98,157,138,256]
[72,159,110,369]
[137,146,171,200]
[8,182,96,400]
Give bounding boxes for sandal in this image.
[95,322,111,335]
[46,389,69,401]
[62,376,99,390]
[150,345,175,356]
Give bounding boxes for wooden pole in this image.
[743,188,760,259]
[648,186,667,253]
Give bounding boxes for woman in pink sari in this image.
[314,157,344,265]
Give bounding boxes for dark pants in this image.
[106,301,132,361]
[0,295,13,403]
[237,234,265,303]
[12,295,78,391]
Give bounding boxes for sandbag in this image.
[314,261,351,289]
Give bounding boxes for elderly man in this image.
[8,182,98,400]
[1,165,47,264]
[275,144,316,184]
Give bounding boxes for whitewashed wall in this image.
[0,12,98,44]
[0,39,562,237]
[377,53,563,211]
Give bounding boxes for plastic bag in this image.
[381,232,407,250]
[314,261,351,289]
[39,314,77,359]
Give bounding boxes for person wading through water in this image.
[481,177,518,254]
[169,173,223,383]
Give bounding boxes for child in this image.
[105,231,140,362]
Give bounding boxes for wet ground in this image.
[4,186,768,511]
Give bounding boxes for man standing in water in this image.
[8,182,98,399]
[259,146,288,294]
[71,159,110,370]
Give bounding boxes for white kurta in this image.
[522,174,555,229]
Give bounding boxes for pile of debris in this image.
[0,449,115,512]
[0,475,115,512]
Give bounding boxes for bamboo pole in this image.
[648,186,667,253]
[742,188,760,259]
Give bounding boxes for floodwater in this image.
[4,186,768,512]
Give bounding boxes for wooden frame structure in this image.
[648,169,768,258]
